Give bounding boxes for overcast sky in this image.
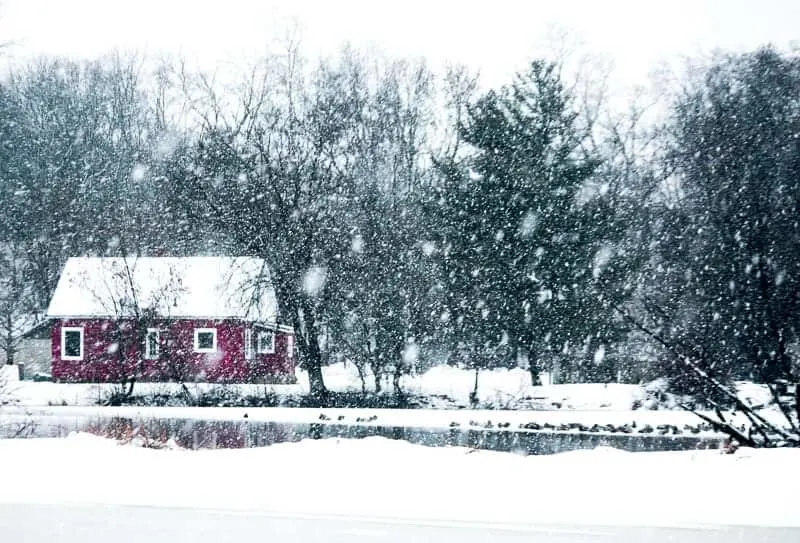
[1,0,798,89]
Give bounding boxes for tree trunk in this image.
[530,368,541,386]
[392,339,406,398]
[371,361,382,393]
[551,356,561,385]
[392,362,404,397]
[469,366,479,406]
[392,370,402,397]
[356,363,367,395]
[527,348,542,386]
[125,377,136,398]
[296,302,328,399]
[305,350,327,399]
[776,329,793,381]
[5,326,14,365]
[181,382,195,406]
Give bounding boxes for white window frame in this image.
[286,335,294,358]
[193,328,217,353]
[61,326,84,361]
[256,330,275,354]
[244,328,254,360]
[144,328,160,360]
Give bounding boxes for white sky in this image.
[1,0,798,89]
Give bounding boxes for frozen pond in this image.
[0,413,721,454]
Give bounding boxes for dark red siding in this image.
[51,319,296,383]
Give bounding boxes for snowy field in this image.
[5,362,699,409]
[1,433,798,529]
[3,363,784,437]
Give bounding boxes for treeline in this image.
[1,44,799,402]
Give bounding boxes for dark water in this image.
[0,414,721,454]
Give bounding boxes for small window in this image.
[145,329,160,359]
[244,329,254,360]
[286,335,294,358]
[62,327,84,360]
[257,330,275,354]
[194,328,217,353]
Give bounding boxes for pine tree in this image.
[439,61,628,383]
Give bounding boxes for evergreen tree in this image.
[438,61,630,383]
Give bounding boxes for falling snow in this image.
[0,33,797,511]
[131,164,147,182]
[402,341,419,365]
[592,246,614,279]
[593,344,606,365]
[519,210,538,236]
[302,266,328,297]
[351,234,364,253]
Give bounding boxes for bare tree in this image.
[76,253,186,400]
[0,241,37,366]
[608,48,800,447]
[168,46,343,398]
[3,54,169,303]
[0,76,39,367]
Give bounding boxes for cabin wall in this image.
[51,319,295,383]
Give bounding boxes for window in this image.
[286,335,294,358]
[61,327,84,360]
[257,330,275,354]
[193,328,217,353]
[244,328,254,360]
[145,329,160,359]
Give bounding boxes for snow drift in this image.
[0,433,797,528]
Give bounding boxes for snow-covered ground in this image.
[4,362,787,437]
[7,362,667,410]
[1,433,798,528]
[401,365,663,409]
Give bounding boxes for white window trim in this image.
[61,326,84,361]
[193,328,218,353]
[244,328,254,360]
[286,335,294,358]
[256,330,275,354]
[145,328,160,360]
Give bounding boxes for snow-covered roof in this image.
[46,257,278,322]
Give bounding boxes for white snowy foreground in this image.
[1,433,798,530]
[2,504,797,543]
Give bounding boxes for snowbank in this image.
[1,364,20,383]
[521,382,650,410]
[402,365,535,406]
[9,380,306,407]
[9,362,779,425]
[737,381,776,408]
[0,434,798,528]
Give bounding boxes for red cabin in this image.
[46,256,296,383]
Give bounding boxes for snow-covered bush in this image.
[0,364,19,405]
[0,373,7,405]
